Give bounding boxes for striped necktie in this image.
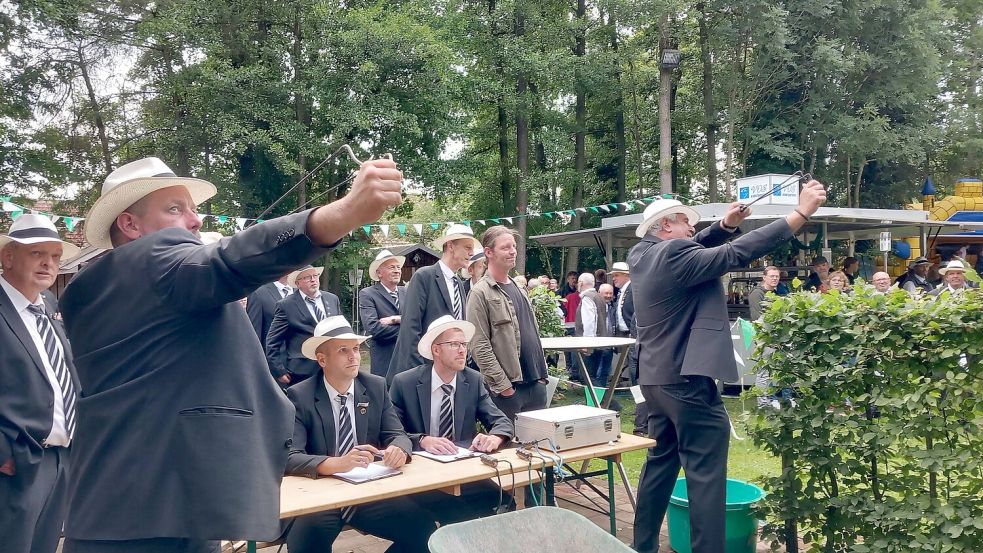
[390,290,400,310]
[438,384,454,440]
[336,394,356,521]
[451,278,463,319]
[27,304,76,441]
[307,296,325,321]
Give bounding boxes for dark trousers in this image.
[491,381,548,422]
[64,539,219,553]
[0,446,69,553]
[415,480,508,524]
[634,376,729,553]
[286,496,436,553]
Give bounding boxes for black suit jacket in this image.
[247,282,289,346]
[266,290,342,380]
[389,363,514,450]
[58,210,332,541]
[386,263,468,383]
[620,282,636,337]
[358,283,405,377]
[0,284,80,475]
[628,219,793,384]
[285,372,412,479]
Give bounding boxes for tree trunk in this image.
[292,5,309,209]
[77,48,113,175]
[658,10,673,195]
[845,155,852,208]
[854,159,867,208]
[514,3,529,275]
[627,59,645,196]
[697,3,718,202]
[567,0,588,275]
[610,15,628,213]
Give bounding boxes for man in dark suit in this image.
[628,182,826,553]
[58,155,401,553]
[386,224,480,383]
[285,316,437,553]
[267,265,342,386]
[390,316,515,523]
[0,214,81,553]
[358,249,405,377]
[246,273,292,345]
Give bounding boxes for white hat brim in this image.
[418,319,476,360]
[287,266,325,288]
[434,234,482,252]
[635,205,701,238]
[84,177,217,249]
[939,266,966,275]
[0,236,81,259]
[369,255,406,281]
[302,333,371,360]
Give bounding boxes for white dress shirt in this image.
[579,290,598,337]
[275,282,292,299]
[616,281,630,332]
[302,290,326,321]
[323,377,357,450]
[0,277,70,447]
[429,367,456,437]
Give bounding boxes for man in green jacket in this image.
[466,226,549,421]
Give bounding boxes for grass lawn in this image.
[551,385,780,487]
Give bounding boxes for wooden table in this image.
[247,434,655,551]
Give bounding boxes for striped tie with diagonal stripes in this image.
[451,278,463,319]
[336,394,357,522]
[27,304,76,441]
[390,290,399,310]
[438,384,454,440]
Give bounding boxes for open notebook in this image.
[332,463,401,484]
[414,446,482,463]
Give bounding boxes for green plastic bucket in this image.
[583,386,606,407]
[667,477,764,553]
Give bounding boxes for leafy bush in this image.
[749,286,983,552]
[528,285,566,338]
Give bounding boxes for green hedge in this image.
[749,286,983,552]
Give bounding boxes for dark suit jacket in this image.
[389,364,514,450]
[58,210,332,541]
[628,219,793,384]
[247,282,289,346]
[266,290,342,380]
[386,262,468,383]
[358,283,405,377]
[620,282,636,338]
[285,372,412,479]
[0,284,80,475]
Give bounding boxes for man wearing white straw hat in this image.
[630,180,826,553]
[390,315,514,523]
[58,155,402,553]
[929,259,969,297]
[386,223,480,383]
[358,249,405,377]
[266,264,342,386]
[0,214,80,553]
[284,316,436,553]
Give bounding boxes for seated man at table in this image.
[390,315,515,523]
[284,316,437,553]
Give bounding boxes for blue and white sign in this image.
[736,174,800,206]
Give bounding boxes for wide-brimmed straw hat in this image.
[609,261,630,275]
[301,316,370,360]
[939,260,966,275]
[368,249,405,281]
[287,265,324,288]
[0,213,80,258]
[85,157,216,249]
[434,223,482,251]
[417,315,475,360]
[635,199,700,238]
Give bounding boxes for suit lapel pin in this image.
[357,402,369,415]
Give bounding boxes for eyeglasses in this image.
[435,341,468,350]
[296,275,319,283]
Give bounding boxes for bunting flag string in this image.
[2,192,665,240]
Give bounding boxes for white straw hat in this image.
[368,249,405,281]
[635,199,700,238]
[434,223,482,252]
[287,265,324,288]
[417,315,476,360]
[301,316,370,360]
[609,261,630,274]
[0,213,80,258]
[85,157,216,249]
[939,260,966,275]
